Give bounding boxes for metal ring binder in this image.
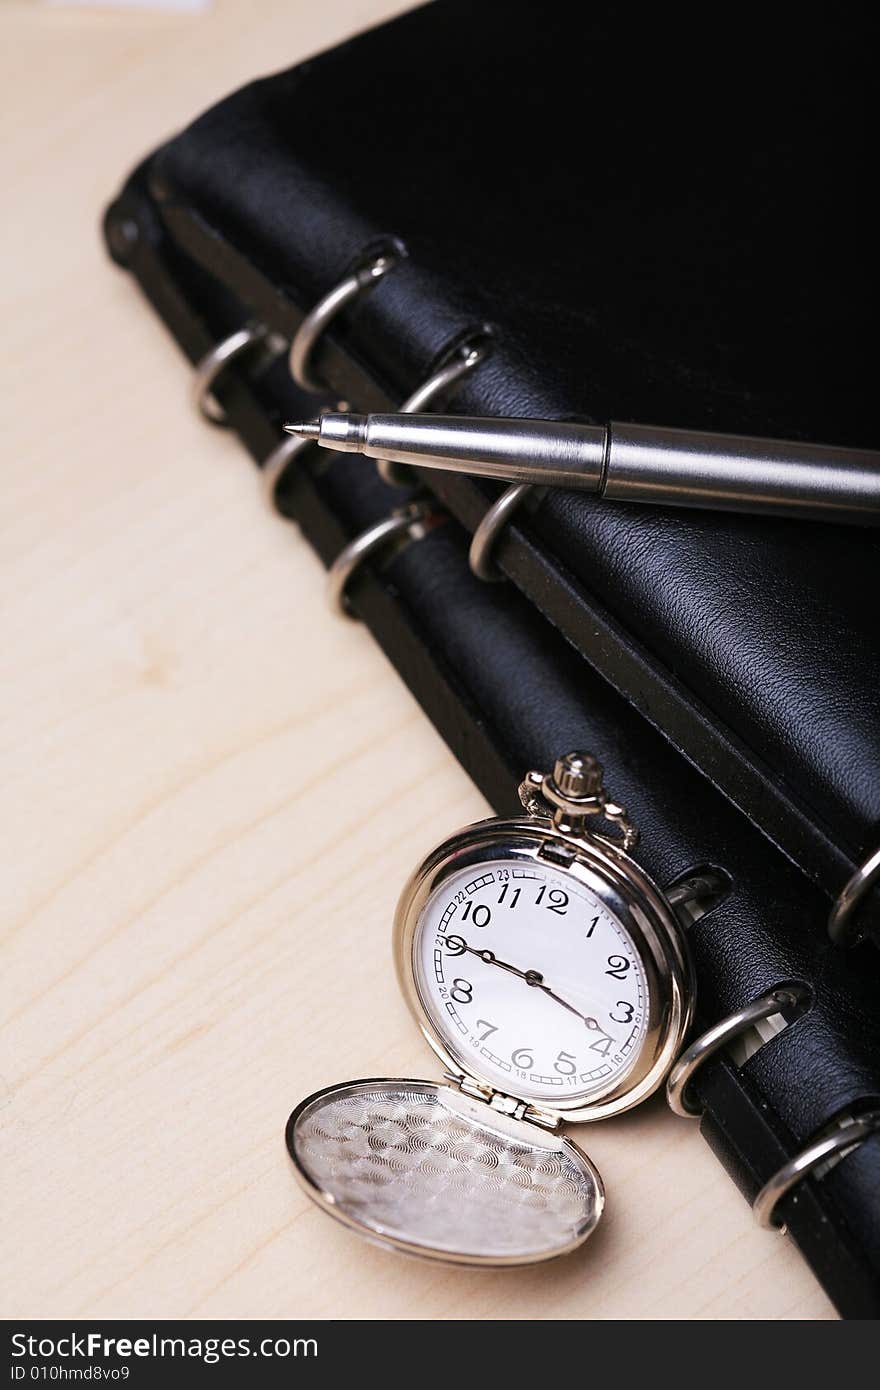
[290,253,398,393]
[665,872,728,909]
[666,985,809,1117]
[376,339,489,487]
[828,845,880,948]
[469,482,533,582]
[261,432,315,507]
[327,499,447,618]
[753,1110,880,1231]
[190,322,269,424]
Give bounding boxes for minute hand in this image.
[463,944,602,1030]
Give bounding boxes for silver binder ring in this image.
[377,339,489,487]
[753,1110,880,1232]
[827,844,880,947]
[327,499,446,619]
[469,482,534,582]
[261,431,315,507]
[666,985,808,1118]
[290,253,398,393]
[190,322,269,424]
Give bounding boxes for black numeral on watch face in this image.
[610,1000,634,1024]
[451,978,473,1004]
[535,885,568,914]
[460,902,491,927]
[605,955,631,980]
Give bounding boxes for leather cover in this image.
[142,1,880,932]
[103,3,880,1317]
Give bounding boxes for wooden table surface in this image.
[0,0,833,1320]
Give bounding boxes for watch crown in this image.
[551,751,604,801]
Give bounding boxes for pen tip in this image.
[284,420,321,439]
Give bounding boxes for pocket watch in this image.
[286,751,694,1266]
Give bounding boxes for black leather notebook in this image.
[146,1,880,931]
[104,2,880,1316]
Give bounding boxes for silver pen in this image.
[286,413,880,526]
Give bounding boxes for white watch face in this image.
[412,857,650,1105]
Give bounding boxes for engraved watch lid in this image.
[286,1077,604,1266]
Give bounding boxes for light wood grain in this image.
[0,0,834,1320]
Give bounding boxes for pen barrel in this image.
[356,414,607,489]
[603,423,880,524]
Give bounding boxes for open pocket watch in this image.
[286,751,694,1266]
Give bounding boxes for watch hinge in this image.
[443,1073,561,1130]
[443,1071,494,1104]
[522,1105,562,1132]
